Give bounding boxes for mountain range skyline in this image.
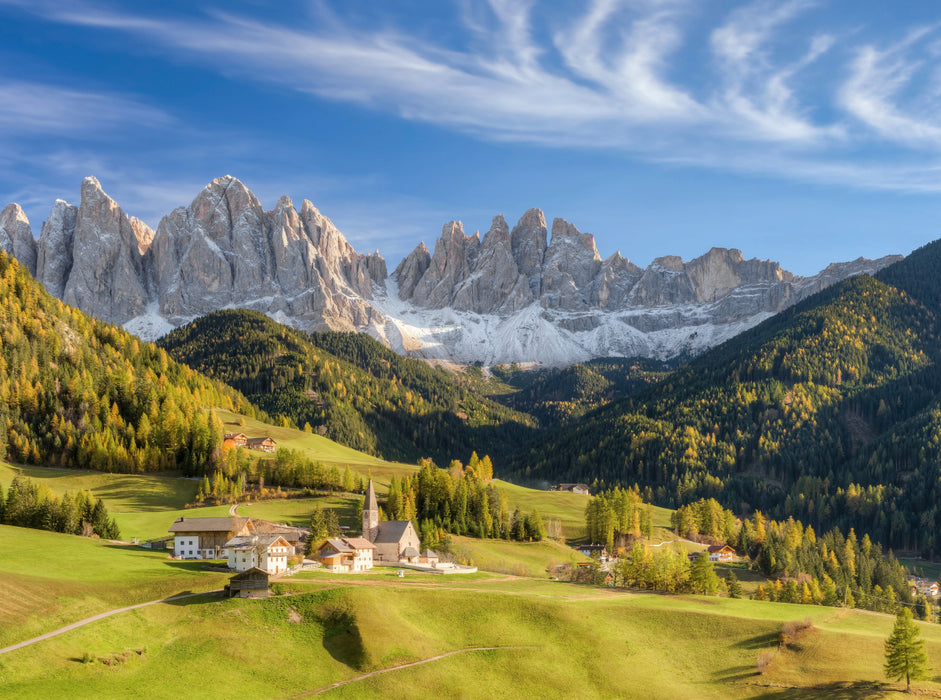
[2,1,940,276]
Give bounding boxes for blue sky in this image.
[2,0,941,275]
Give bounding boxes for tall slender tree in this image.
[884,607,929,692]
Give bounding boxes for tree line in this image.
[0,251,256,478]
[1,476,119,539]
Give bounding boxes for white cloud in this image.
[0,80,171,134]
[840,26,941,147]
[4,0,941,193]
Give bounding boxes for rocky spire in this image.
[0,204,37,275]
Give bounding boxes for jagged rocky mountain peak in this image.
[0,176,905,366]
[0,202,37,275]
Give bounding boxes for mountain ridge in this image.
[0,175,901,366]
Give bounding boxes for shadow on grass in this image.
[321,602,368,670]
[752,681,888,698]
[733,632,780,650]
[713,665,757,683]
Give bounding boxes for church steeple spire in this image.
[363,479,379,541]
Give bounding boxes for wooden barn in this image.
[226,568,270,598]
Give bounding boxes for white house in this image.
[224,534,291,575]
[318,537,376,572]
[707,544,736,563]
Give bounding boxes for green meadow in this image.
[3,530,941,700]
[213,408,420,489]
[0,525,229,649]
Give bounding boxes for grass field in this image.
[213,409,421,489]
[447,535,590,577]
[3,540,941,699]
[0,525,229,649]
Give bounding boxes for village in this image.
[167,479,477,597]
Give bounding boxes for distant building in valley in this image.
[553,483,590,496]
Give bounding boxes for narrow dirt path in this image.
[296,646,536,696]
[0,590,222,656]
[229,503,239,516]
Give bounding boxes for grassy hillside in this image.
[212,408,419,489]
[3,537,941,699]
[0,525,229,648]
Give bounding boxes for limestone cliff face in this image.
[393,209,882,326]
[0,178,904,366]
[8,175,387,333]
[61,176,155,324]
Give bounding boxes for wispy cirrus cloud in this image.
[0,80,171,134]
[5,0,941,193]
[840,25,941,148]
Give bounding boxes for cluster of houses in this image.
[909,576,941,598]
[223,432,277,453]
[168,480,451,597]
[315,480,443,573]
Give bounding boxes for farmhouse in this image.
[246,436,277,452]
[226,568,270,598]
[223,432,247,448]
[224,534,291,575]
[362,479,421,563]
[250,519,308,556]
[168,516,253,560]
[318,537,375,572]
[707,544,736,563]
[554,483,590,496]
[577,544,609,562]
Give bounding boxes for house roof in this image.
[402,546,420,558]
[251,520,308,540]
[230,567,269,581]
[224,433,246,440]
[707,544,735,553]
[344,536,375,549]
[320,538,354,554]
[372,520,413,544]
[169,516,247,534]
[421,549,439,559]
[246,437,275,445]
[224,534,289,550]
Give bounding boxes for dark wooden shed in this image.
[226,567,270,598]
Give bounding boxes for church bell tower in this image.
[363,479,379,541]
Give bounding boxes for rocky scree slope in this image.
[0,176,900,366]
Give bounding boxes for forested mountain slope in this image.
[158,310,538,466]
[0,251,256,475]
[509,239,941,555]
[491,358,672,427]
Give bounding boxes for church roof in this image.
[402,546,420,558]
[365,479,378,514]
[372,520,413,544]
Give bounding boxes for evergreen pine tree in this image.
[884,607,929,691]
[726,570,743,599]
